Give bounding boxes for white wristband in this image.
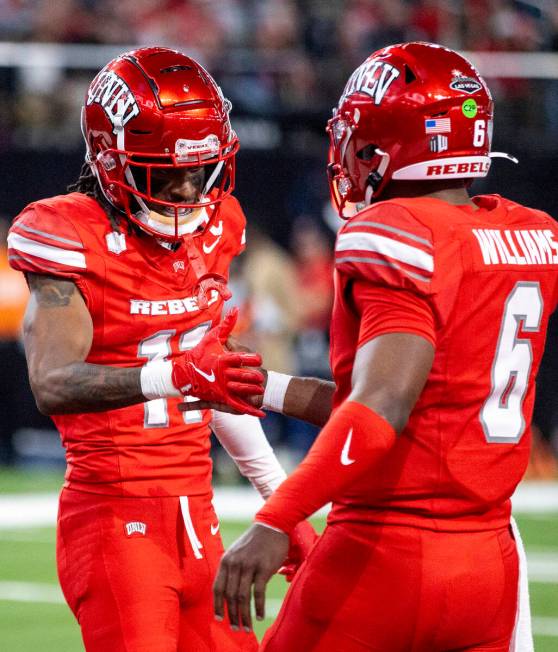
[140,359,181,400]
[262,371,293,413]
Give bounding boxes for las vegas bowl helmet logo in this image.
[326,42,515,218]
[81,47,239,241]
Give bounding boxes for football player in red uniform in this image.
[6,47,313,652]
[213,42,555,651]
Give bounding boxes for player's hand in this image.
[172,308,265,418]
[178,336,267,415]
[214,523,289,631]
[278,520,319,582]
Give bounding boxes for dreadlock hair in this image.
[67,162,132,234]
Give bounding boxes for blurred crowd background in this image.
[1,0,558,480]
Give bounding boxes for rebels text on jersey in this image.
[8,193,246,496]
[330,194,558,531]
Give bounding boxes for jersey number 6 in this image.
[481,281,543,443]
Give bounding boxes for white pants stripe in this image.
[509,516,534,652]
[179,496,204,560]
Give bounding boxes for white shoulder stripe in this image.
[336,231,434,272]
[16,222,83,248]
[7,232,86,269]
[345,220,433,248]
[336,256,431,282]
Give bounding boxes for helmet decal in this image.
[449,73,483,95]
[424,117,452,133]
[429,135,448,153]
[175,135,220,162]
[340,59,400,106]
[86,70,140,129]
[393,156,491,180]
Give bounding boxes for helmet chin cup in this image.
[141,206,209,238]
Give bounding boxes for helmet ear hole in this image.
[356,144,377,161]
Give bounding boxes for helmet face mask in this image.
[82,47,238,241]
[327,42,505,218]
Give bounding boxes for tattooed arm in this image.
[24,273,144,414]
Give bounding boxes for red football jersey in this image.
[8,192,246,496]
[330,194,558,530]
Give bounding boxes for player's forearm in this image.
[264,373,335,426]
[31,362,145,414]
[284,376,335,426]
[211,411,287,498]
[256,401,397,533]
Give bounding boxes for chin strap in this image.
[364,148,391,205]
[183,235,231,309]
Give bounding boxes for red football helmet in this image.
[81,47,238,240]
[327,42,515,217]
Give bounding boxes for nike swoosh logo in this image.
[210,522,220,535]
[190,363,216,383]
[202,237,221,254]
[209,220,223,237]
[340,428,355,466]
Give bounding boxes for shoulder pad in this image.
[8,201,87,278]
[335,202,434,294]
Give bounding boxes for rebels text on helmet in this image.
[427,161,490,176]
[340,60,400,106]
[87,70,140,130]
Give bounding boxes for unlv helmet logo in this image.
[87,70,140,129]
[340,60,400,106]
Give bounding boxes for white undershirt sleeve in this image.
[210,411,287,499]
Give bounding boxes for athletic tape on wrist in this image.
[262,371,293,413]
[140,359,181,399]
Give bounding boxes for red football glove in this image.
[278,520,319,582]
[172,308,265,418]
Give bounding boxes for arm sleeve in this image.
[255,400,396,533]
[210,411,287,499]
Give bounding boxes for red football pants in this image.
[56,488,257,652]
[261,521,519,652]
